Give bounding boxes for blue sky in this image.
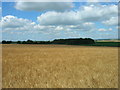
[2,2,43,22]
[1,2,118,41]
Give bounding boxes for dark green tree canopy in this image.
[2,38,95,45]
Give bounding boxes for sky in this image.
[1,1,119,41]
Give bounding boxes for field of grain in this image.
[96,40,120,42]
[2,44,118,88]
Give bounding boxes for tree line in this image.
[2,38,95,45]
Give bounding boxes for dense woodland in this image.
[2,38,95,45]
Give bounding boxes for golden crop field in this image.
[96,40,120,42]
[2,44,118,88]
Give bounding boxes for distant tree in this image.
[52,38,95,45]
[2,40,6,44]
[22,41,27,44]
[7,41,12,44]
[27,39,33,44]
[17,41,21,44]
[2,40,12,44]
[6,38,95,45]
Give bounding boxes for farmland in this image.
[2,44,118,88]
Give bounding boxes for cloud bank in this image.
[15,2,74,12]
[37,4,118,26]
[2,2,118,40]
[1,15,35,31]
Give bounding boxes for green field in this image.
[78,42,120,47]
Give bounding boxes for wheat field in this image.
[2,44,118,88]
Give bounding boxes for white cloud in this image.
[102,17,118,26]
[37,11,80,25]
[65,22,95,31]
[55,26,64,31]
[98,28,107,31]
[1,15,96,36]
[2,3,118,34]
[15,0,73,2]
[109,28,112,31]
[1,15,35,32]
[15,2,74,12]
[15,2,118,26]
[37,4,118,25]
[79,4,117,21]
[33,23,95,32]
[98,28,113,31]
[87,0,115,2]
[2,2,119,40]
